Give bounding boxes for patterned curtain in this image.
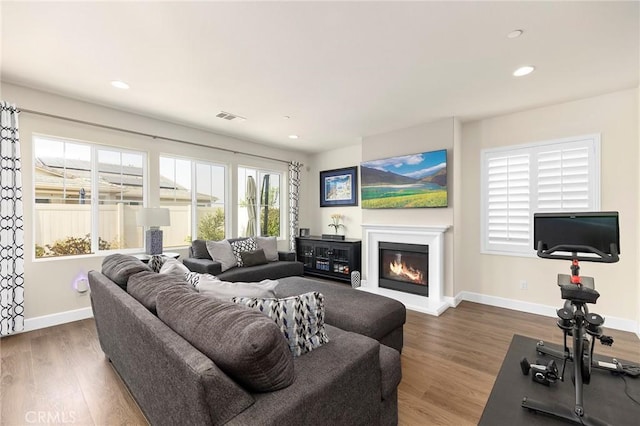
[0,101,24,336]
[288,161,302,252]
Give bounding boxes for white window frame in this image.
[481,134,601,257]
[32,134,147,260]
[238,165,286,239]
[193,160,230,240]
[159,155,229,245]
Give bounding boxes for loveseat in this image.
[183,238,304,281]
[89,255,404,425]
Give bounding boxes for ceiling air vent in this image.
[216,111,246,122]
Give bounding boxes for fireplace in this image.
[379,242,428,296]
[361,223,450,316]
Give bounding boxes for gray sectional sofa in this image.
[183,238,304,281]
[89,255,406,425]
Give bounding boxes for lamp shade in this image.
[137,208,171,228]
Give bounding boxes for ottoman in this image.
[275,276,406,352]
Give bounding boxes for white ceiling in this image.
[1,1,638,153]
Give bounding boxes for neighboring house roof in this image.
[34,157,217,203]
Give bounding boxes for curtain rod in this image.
[19,108,293,165]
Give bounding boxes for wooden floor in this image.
[1,302,638,425]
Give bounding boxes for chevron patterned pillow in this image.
[232,291,330,357]
[230,237,258,267]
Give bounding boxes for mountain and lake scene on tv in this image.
[360,149,447,208]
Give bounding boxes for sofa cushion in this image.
[232,292,329,357]
[185,271,278,300]
[127,271,192,314]
[230,237,258,267]
[240,248,268,267]
[191,239,212,259]
[156,286,295,392]
[205,240,237,272]
[256,236,279,262]
[102,254,152,290]
[159,258,191,276]
[217,261,304,282]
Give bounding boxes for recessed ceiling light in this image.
[283,115,291,120]
[111,80,130,89]
[507,29,524,39]
[513,66,535,77]
[288,135,299,139]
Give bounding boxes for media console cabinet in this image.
[295,236,362,283]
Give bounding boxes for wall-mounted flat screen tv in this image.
[360,149,448,209]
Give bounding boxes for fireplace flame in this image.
[389,259,427,285]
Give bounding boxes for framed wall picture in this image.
[320,166,358,207]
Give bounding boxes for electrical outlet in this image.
[520,280,528,290]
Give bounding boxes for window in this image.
[238,167,282,238]
[34,136,146,258]
[159,156,226,246]
[481,134,600,256]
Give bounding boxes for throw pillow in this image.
[156,286,295,392]
[205,240,237,272]
[159,258,191,276]
[231,237,258,267]
[191,239,212,260]
[102,254,152,290]
[185,271,278,300]
[255,236,279,262]
[240,248,268,267]
[127,271,192,314]
[148,255,166,273]
[184,271,210,289]
[232,292,330,357]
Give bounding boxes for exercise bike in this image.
[521,212,639,425]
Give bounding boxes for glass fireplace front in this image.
[378,241,428,296]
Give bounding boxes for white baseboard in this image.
[456,291,638,334]
[23,307,94,333]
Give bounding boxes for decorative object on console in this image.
[360,149,448,208]
[319,166,358,207]
[299,227,310,237]
[137,207,171,254]
[328,213,344,234]
[322,213,346,240]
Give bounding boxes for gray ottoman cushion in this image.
[379,344,402,400]
[275,277,406,343]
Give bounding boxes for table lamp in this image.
[137,208,171,255]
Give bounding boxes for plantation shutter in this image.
[486,153,530,247]
[536,144,591,210]
[482,135,600,256]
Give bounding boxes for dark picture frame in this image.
[320,166,358,207]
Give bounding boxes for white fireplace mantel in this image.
[360,223,451,316]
